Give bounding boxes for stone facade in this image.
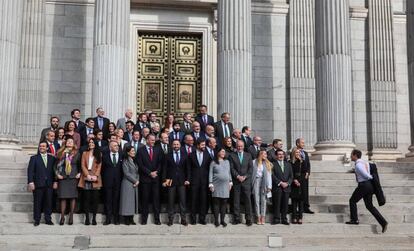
[0,0,412,160]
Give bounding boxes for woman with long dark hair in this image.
[78,138,102,225]
[55,137,80,225]
[209,147,233,227]
[64,121,81,149]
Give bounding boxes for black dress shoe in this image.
[114,220,120,225]
[92,219,97,225]
[181,219,188,226]
[130,219,137,225]
[381,222,388,233]
[141,220,147,225]
[154,220,161,225]
[214,221,220,227]
[45,221,54,225]
[232,219,241,225]
[281,220,290,225]
[272,219,280,225]
[221,221,227,227]
[345,220,359,225]
[246,220,252,226]
[190,216,197,225]
[199,219,207,225]
[33,221,40,226]
[304,209,315,214]
[103,220,111,225]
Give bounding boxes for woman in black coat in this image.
[289,147,308,224]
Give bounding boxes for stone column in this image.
[0,0,24,152]
[313,0,355,160]
[289,0,317,150]
[217,0,252,128]
[407,1,414,158]
[92,0,130,121]
[17,0,45,144]
[368,0,401,160]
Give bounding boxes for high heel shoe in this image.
[68,214,73,225]
[59,216,65,226]
[92,214,97,225]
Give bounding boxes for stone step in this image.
[312,203,414,214]
[310,194,414,203]
[310,186,414,195]
[311,173,414,180]
[310,163,414,174]
[309,179,414,187]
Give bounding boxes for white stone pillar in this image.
[0,0,24,152]
[217,0,252,128]
[368,0,401,161]
[92,0,130,121]
[407,1,414,158]
[17,0,45,144]
[313,0,355,160]
[289,0,317,150]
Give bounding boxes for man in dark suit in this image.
[295,138,314,214]
[228,140,253,226]
[271,149,293,225]
[181,134,195,157]
[133,113,150,133]
[195,105,214,132]
[137,134,164,225]
[180,113,193,134]
[241,126,253,151]
[187,138,212,225]
[206,137,217,159]
[45,130,60,157]
[65,109,85,133]
[214,112,234,144]
[169,121,185,144]
[94,129,108,151]
[129,130,144,153]
[123,120,135,142]
[27,141,57,226]
[80,118,95,146]
[93,107,110,140]
[191,121,206,142]
[157,132,171,155]
[163,139,189,226]
[39,116,60,143]
[248,136,268,160]
[267,139,284,163]
[102,140,123,225]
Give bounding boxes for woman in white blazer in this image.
[252,150,273,225]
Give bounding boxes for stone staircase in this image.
[0,153,413,251]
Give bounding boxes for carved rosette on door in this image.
[137,33,202,121]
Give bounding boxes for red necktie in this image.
[149,147,153,161]
[187,146,191,156]
[50,144,55,155]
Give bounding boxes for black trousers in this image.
[272,189,289,221]
[232,183,253,221]
[213,197,227,223]
[141,181,160,221]
[83,189,100,214]
[303,178,310,209]
[191,184,208,220]
[33,187,53,222]
[104,185,120,219]
[168,185,186,219]
[349,181,387,226]
[291,198,304,220]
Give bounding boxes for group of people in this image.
[28,105,386,231]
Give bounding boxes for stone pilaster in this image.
[407,1,414,158]
[0,0,24,152]
[17,0,45,144]
[313,0,355,160]
[289,0,316,151]
[368,0,401,161]
[92,0,130,121]
[217,0,252,128]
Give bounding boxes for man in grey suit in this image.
[228,140,253,226]
[39,116,60,143]
[116,108,133,131]
[271,149,293,225]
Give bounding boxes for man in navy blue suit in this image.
[169,121,185,144]
[27,141,57,226]
[195,105,214,132]
[102,140,123,225]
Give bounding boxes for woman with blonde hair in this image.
[290,147,307,224]
[55,136,81,225]
[252,149,272,225]
[115,128,128,150]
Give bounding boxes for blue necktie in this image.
[175,151,180,165]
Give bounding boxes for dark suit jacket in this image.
[95,139,108,151]
[101,151,123,188]
[163,150,188,186]
[169,131,185,144]
[180,121,193,134]
[248,144,264,160]
[137,145,163,183]
[214,121,234,143]
[123,131,133,142]
[228,151,253,185]
[93,116,110,139]
[241,135,253,151]
[195,114,214,131]
[39,127,56,143]
[80,126,95,146]
[271,160,293,193]
[191,131,206,142]
[27,154,57,188]
[301,149,311,173]
[133,121,150,133]
[181,145,196,157]
[187,150,211,186]
[267,148,287,162]
[46,142,60,156]
[369,163,386,206]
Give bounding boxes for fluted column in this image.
[313,0,355,160]
[289,0,317,150]
[17,0,45,144]
[0,0,24,151]
[368,0,401,160]
[407,1,414,158]
[92,0,130,121]
[217,0,252,128]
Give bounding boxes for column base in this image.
[0,137,22,156]
[368,149,403,162]
[311,142,355,161]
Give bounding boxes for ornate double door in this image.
[137,33,202,120]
